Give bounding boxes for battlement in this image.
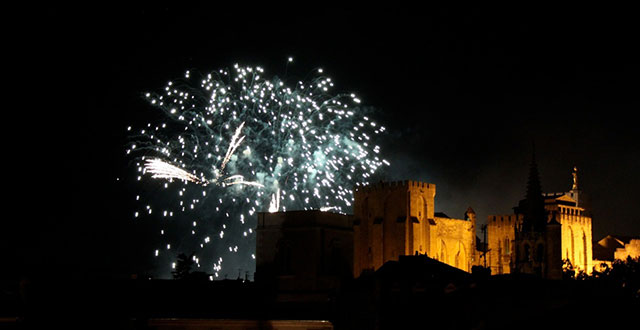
[355,180,435,193]
[488,214,522,225]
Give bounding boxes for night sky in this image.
[8,4,639,279]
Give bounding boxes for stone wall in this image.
[555,206,593,273]
[615,239,640,260]
[431,216,476,272]
[487,214,522,275]
[353,180,476,276]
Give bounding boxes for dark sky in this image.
[8,4,639,278]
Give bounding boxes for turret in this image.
[464,207,476,222]
[465,207,477,263]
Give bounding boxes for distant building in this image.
[487,159,590,278]
[352,180,478,277]
[615,239,640,260]
[256,180,480,288]
[593,235,640,266]
[255,210,354,299]
[257,157,626,283]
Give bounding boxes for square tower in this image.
[256,211,354,292]
[352,181,437,277]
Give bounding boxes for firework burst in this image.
[127,62,388,278]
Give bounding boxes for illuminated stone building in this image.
[594,235,640,264]
[487,162,592,278]
[352,180,478,277]
[257,164,597,283]
[257,180,479,288]
[614,239,640,260]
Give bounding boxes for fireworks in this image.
[127,62,388,278]
[144,158,206,185]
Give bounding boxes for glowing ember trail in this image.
[144,158,206,185]
[127,61,388,278]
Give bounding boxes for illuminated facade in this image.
[258,167,601,282]
[614,238,640,261]
[352,180,478,277]
[487,166,593,277]
[593,235,640,271]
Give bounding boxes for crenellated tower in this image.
[487,151,588,279]
[353,180,477,277]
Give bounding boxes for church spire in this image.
[522,147,547,233]
[526,147,542,202]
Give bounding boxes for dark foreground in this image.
[1,273,638,330]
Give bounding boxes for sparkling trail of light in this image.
[143,120,263,188]
[145,158,205,184]
[127,62,388,279]
[220,122,246,174]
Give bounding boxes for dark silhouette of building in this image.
[510,152,563,279]
[254,210,353,324]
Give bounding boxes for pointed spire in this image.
[526,148,543,204]
[522,146,547,232]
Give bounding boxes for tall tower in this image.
[488,158,591,278]
[512,151,553,277]
[521,150,547,233]
[465,207,478,261]
[352,180,478,276]
[352,181,436,277]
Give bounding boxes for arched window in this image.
[582,231,588,270]
[570,227,575,263]
[413,196,427,254]
[454,242,466,271]
[440,240,447,264]
[418,196,426,219]
[504,238,510,254]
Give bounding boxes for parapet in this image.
[488,214,523,225]
[355,180,435,193]
[257,210,353,229]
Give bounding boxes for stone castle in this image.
[350,154,595,279]
[487,165,592,277]
[352,181,477,276]
[257,155,627,284]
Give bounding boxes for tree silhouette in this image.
[172,252,195,280]
[562,259,575,280]
[572,256,640,299]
